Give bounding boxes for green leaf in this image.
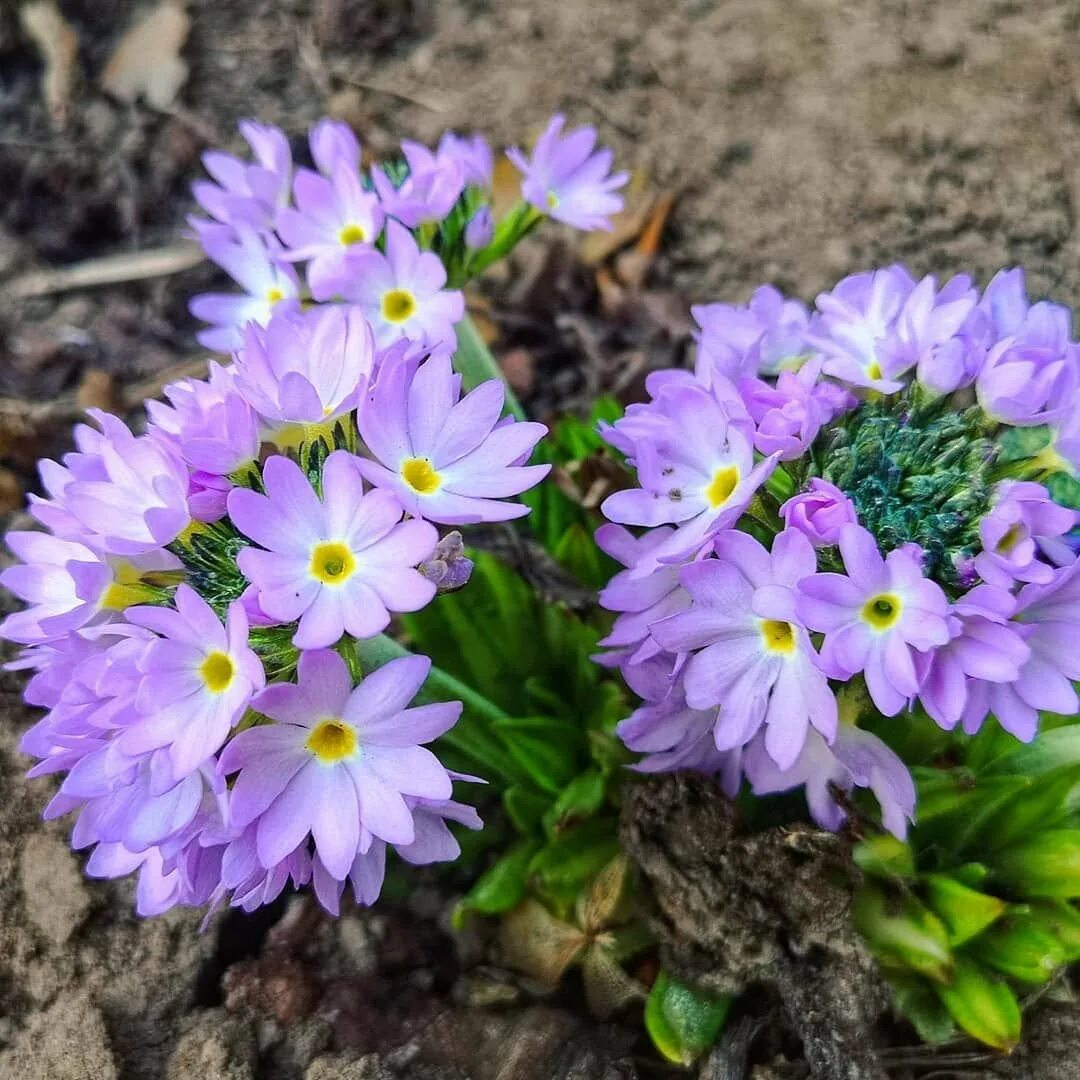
[853,834,916,881]
[492,716,583,795]
[528,817,621,906]
[1047,470,1080,510]
[459,839,542,917]
[454,313,526,419]
[1021,901,1080,961]
[852,883,954,983]
[644,969,731,1067]
[503,785,552,833]
[983,726,1080,778]
[934,958,1021,1051]
[552,522,613,588]
[992,830,1080,899]
[889,973,957,1045]
[966,915,1068,985]
[543,769,607,837]
[977,764,1080,852]
[922,874,1007,947]
[911,773,1031,859]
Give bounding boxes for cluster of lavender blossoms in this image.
[598,266,1080,839]
[1,115,626,918]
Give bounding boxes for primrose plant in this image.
[0,114,626,918]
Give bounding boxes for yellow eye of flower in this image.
[760,619,796,653]
[862,593,902,631]
[381,288,417,323]
[866,361,883,381]
[200,651,236,694]
[401,457,442,494]
[338,223,366,245]
[545,190,560,210]
[309,541,357,585]
[306,719,358,763]
[997,523,1026,554]
[705,465,739,509]
[266,287,285,304]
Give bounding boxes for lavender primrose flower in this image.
[220,649,459,879]
[371,141,465,227]
[508,114,628,231]
[343,221,465,352]
[189,224,301,352]
[232,305,374,439]
[229,452,438,648]
[797,526,951,716]
[356,352,549,524]
[308,117,361,177]
[651,530,837,769]
[437,131,494,188]
[465,206,494,250]
[779,478,858,547]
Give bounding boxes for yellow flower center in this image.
[200,651,236,694]
[705,465,739,509]
[309,541,357,585]
[862,593,902,631]
[101,561,160,611]
[266,286,285,304]
[306,718,358,764]
[381,288,417,324]
[997,523,1026,554]
[338,223,367,246]
[760,619,796,654]
[545,190,560,210]
[866,361,883,381]
[401,457,442,494]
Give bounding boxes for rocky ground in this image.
[2,2,1080,1077]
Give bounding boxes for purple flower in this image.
[308,117,361,176]
[219,649,460,879]
[229,451,438,648]
[356,352,549,525]
[342,222,464,352]
[189,224,301,353]
[508,114,627,231]
[740,359,852,460]
[438,131,494,188]
[220,823,312,914]
[1049,403,1080,476]
[651,530,836,769]
[976,332,1079,427]
[779,478,858,547]
[372,141,465,227]
[465,206,494,250]
[600,383,778,572]
[886,272,978,382]
[277,163,384,299]
[916,585,1031,730]
[146,361,261,476]
[232,305,374,435]
[193,120,292,232]
[797,525,951,716]
[961,562,1080,741]
[118,586,265,786]
[974,481,1077,589]
[595,524,688,664]
[56,413,191,556]
[691,285,811,384]
[745,724,916,840]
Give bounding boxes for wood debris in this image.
[100,1,190,110]
[20,2,79,130]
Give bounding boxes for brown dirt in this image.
[3,1,1080,1078]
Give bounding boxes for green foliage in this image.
[644,969,732,1066]
[854,711,1080,1050]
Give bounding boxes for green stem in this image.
[454,313,527,421]
[353,633,512,727]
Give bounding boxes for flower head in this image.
[651,529,837,769]
[356,352,549,524]
[372,141,465,227]
[220,649,459,879]
[779,478,858,547]
[232,305,374,434]
[797,525,950,715]
[508,114,628,231]
[438,131,494,188]
[229,452,438,648]
[343,221,464,352]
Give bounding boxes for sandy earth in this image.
[2,1,1080,1077]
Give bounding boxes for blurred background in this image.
[1,2,1079,1077]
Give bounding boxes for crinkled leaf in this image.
[644,969,731,1066]
[497,898,586,987]
[582,944,646,1019]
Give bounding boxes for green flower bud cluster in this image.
[820,392,998,589]
[853,724,1080,1050]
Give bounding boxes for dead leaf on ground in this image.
[20,2,79,130]
[100,1,190,110]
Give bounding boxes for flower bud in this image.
[465,206,494,251]
[779,478,857,547]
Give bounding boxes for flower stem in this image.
[454,313,527,421]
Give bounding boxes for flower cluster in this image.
[1,114,626,918]
[598,268,1080,838]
